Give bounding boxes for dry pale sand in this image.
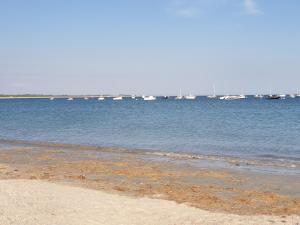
[0,180,299,225]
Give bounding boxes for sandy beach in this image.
[1,179,299,225]
[0,140,300,224]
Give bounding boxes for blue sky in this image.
[0,0,300,95]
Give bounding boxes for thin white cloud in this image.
[175,7,200,17]
[167,0,201,18]
[244,0,262,15]
[167,0,263,17]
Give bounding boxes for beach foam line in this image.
[145,151,300,170]
[0,179,299,225]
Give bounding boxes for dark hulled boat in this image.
[266,95,280,100]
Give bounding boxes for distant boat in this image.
[184,93,196,100]
[219,95,234,100]
[279,94,286,99]
[49,97,55,101]
[67,97,73,101]
[175,88,183,100]
[207,95,217,99]
[266,95,280,100]
[220,95,243,100]
[161,96,169,100]
[289,94,296,98]
[98,96,105,101]
[254,94,264,98]
[131,95,136,99]
[84,97,89,100]
[207,85,217,99]
[113,96,123,101]
[143,96,156,101]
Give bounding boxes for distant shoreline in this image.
[0,94,299,100]
[0,95,112,99]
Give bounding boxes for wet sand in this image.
[0,140,300,222]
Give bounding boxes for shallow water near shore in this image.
[0,97,300,174]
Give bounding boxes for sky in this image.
[0,0,300,95]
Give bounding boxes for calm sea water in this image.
[0,97,300,171]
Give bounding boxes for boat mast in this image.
[213,84,216,96]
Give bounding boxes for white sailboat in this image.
[84,97,89,100]
[113,96,123,101]
[98,96,105,101]
[220,95,242,100]
[289,94,296,98]
[219,95,229,100]
[254,94,264,98]
[207,85,217,98]
[185,93,196,100]
[67,97,73,101]
[175,88,183,100]
[279,94,286,99]
[143,96,156,101]
[49,97,55,101]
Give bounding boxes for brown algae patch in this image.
[0,143,299,216]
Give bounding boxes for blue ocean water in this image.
[0,97,300,168]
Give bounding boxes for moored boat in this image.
[113,96,123,101]
[220,95,244,100]
[254,94,264,98]
[266,95,280,100]
[207,95,217,99]
[175,88,183,100]
[143,96,156,101]
[184,94,196,100]
[279,94,286,99]
[207,85,217,98]
[289,94,296,98]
